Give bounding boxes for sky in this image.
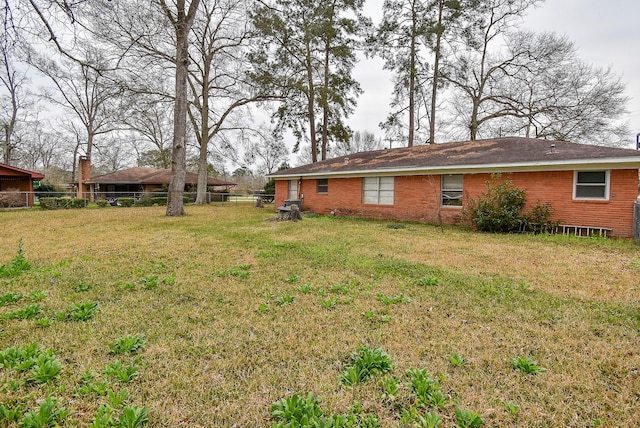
[349,0,640,148]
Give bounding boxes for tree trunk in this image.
[166,22,190,216]
[429,0,444,145]
[408,9,417,148]
[305,42,318,163]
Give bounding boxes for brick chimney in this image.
[77,156,91,198]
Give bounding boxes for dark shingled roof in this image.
[270,137,640,178]
[87,167,234,187]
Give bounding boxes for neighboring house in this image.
[77,157,235,198]
[0,163,45,207]
[269,137,640,238]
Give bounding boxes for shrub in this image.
[0,188,25,208]
[40,197,88,209]
[526,202,559,234]
[465,178,527,233]
[96,200,110,208]
[118,198,135,207]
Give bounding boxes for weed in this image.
[2,303,41,320]
[379,376,399,402]
[448,353,467,367]
[105,360,138,383]
[66,301,99,321]
[19,397,68,428]
[108,389,131,408]
[297,283,314,293]
[0,292,23,306]
[89,405,113,428]
[28,290,47,301]
[162,275,176,286]
[257,303,269,313]
[73,282,93,292]
[27,354,62,384]
[0,239,30,277]
[275,294,295,306]
[340,346,393,386]
[407,368,442,408]
[502,400,520,416]
[320,298,337,309]
[0,403,21,423]
[108,335,146,355]
[415,277,439,287]
[454,406,483,428]
[330,283,350,294]
[271,393,323,425]
[215,265,251,279]
[415,411,443,428]
[118,405,148,428]
[140,275,158,290]
[511,356,545,375]
[285,274,299,283]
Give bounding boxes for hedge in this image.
[40,198,88,210]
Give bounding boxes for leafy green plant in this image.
[376,293,411,305]
[140,275,158,290]
[526,202,559,234]
[271,393,324,426]
[28,290,47,301]
[257,303,269,313]
[27,354,62,384]
[215,265,251,279]
[320,298,337,309]
[285,274,299,283]
[379,376,399,402]
[89,404,113,428]
[297,283,314,293]
[465,177,527,233]
[0,239,30,277]
[162,275,176,286]
[34,317,52,328]
[73,282,93,292]
[511,356,545,375]
[109,335,146,355]
[0,342,40,369]
[19,397,68,428]
[502,400,520,417]
[415,411,443,428]
[105,360,138,383]
[340,346,393,386]
[0,403,21,423]
[454,406,483,428]
[275,294,295,306]
[448,353,467,367]
[108,389,131,408]
[415,277,439,287]
[2,303,41,320]
[406,368,448,408]
[67,301,99,321]
[0,292,23,306]
[118,405,148,428]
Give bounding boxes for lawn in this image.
[0,205,638,427]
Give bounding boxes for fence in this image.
[0,191,275,208]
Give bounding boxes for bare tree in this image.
[124,97,174,169]
[333,130,384,156]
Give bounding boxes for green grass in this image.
[0,205,639,426]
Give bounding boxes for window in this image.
[288,180,298,200]
[442,174,463,206]
[316,179,328,193]
[363,177,394,205]
[574,171,609,200]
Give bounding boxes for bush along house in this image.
[268,137,640,238]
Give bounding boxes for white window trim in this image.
[441,174,464,207]
[288,180,298,200]
[362,176,394,205]
[573,170,610,200]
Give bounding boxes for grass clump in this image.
[340,346,393,386]
[108,335,146,355]
[0,239,30,277]
[511,356,546,375]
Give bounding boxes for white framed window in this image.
[288,180,298,200]
[363,177,394,205]
[573,171,609,200]
[441,174,463,206]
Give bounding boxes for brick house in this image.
[269,137,640,238]
[0,163,45,207]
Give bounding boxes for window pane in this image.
[317,179,328,193]
[363,177,378,191]
[576,185,606,198]
[442,174,463,191]
[442,191,463,206]
[577,171,606,184]
[363,190,378,204]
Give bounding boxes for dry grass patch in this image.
[0,206,638,427]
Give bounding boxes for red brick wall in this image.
[275,169,639,237]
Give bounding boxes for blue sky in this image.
[350,0,640,147]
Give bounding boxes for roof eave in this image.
[268,157,640,179]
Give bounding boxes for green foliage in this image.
[263,178,275,195]
[105,360,138,383]
[379,376,399,402]
[96,199,110,208]
[39,197,88,209]
[0,403,21,423]
[407,368,442,408]
[107,389,131,408]
[0,239,30,277]
[73,282,93,292]
[340,346,393,386]
[454,406,483,428]
[465,179,527,233]
[375,293,410,305]
[502,400,520,417]
[140,275,158,290]
[109,335,146,355]
[2,303,41,320]
[27,354,62,384]
[19,397,68,428]
[271,393,324,426]
[215,265,252,278]
[526,202,559,234]
[118,198,135,207]
[0,292,23,306]
[66,301,99,321]
[275,294,295,306]
[414,411,443,428]
[89,405,113,428]
[511,356,545,375]
[448,353,467,367]
[414,277,438,287]
[28,290,47,301]
[118,405,148,428]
